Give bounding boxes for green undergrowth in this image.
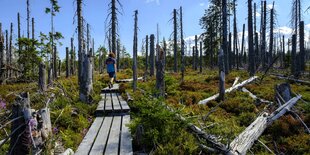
[126,69,310,154]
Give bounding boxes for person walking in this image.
[105,52,117,88]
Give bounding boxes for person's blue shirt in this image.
[106,57,116,72]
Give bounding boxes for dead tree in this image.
[117,39,120,72]
[70,37,75,76]
[195,35,198,70]
[282,35,285,68]
[150,34,155,76]
[132,10,138,92]
[200,41,203,73]
[144,35,149,79]
[261,1,267,67]
[240,24,245,66]
[291,34,297,77]
[5,30,8,78]
[17,13,21,54]
[222,0,228,74]
[248,0,255,76]
[173,9,178,73]
[299,21,305,71]
[27,0,30,39]
[268,2,275,65]
[218,49,225,101]
[66,47,69,78]
[233,0,238,69]
[228,33,232,70]
[192,46,195,69]
[0,23,3,79]
[9,23,13,78]
[39,62,46,92]
[180,7,185,82]
[53,46,57,79]
[32,17,34,40]
[156,47,165,97]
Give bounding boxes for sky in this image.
[0,0,310,59]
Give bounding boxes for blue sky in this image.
[0,0,310,59]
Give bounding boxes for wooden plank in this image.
[112,93,122,112]
[102,84,120,93]
[105,93,113,113]
[118,94,130,112]
[75,117,104,155]
[120,115,133,155]
[96,93,106,116]
[89,116,113,155]
[105,116,122,155]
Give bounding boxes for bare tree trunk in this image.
[180,7,185,82]
[39,62,46,92]
[195,35,198,70]
[150,34,155,76]
[223,0,228,74]
[241,24,245,67]
[262,1,267,67]
[291,34,297,77]
[132,10,138,92]
[156,47,165,97]
[117,39,120,72]
[282,35,285,68]
[9,23,13,78]
[53,46,57,79]
[248,0,255,76]
[200,41,203,73]
[268,3,274,65]
[0,23,3,79]
[111,0,117,54]
[58,60,61,77]
[228,32,232,70]
[17,13,21,56]
[192,46,195,69]
[32,17,34,40]
[27,0,30,39]
[219,49,225,101]
[145,35,149,79]
[233,0,238,70]
[299,21,305,71]
[173,9,178,73]
[70,37,74,76]
[66,47,69,78]
[5,30,8,78]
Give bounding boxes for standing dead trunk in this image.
[219,49,225,101]
[291,34,297,77]
[70,37,74,76]
[156,47,165,97]
[77,0,83,86]
[195,35,198,70]
[180,7,185,82]
[9,23,13,78]
[66,47,69,78]
[262,1,267,67]
[228,32,232,70]
[5,30,8,78]
[53,46,57,79]
[27,0,30,39]
[111,0,117,54]
[268,3,274,65]
[248,0,255,76]
[17,13,21,55]
[200,41,203,73]
[282,35,285,68]
[117,39,120,72]
[145,35,149,79]
[173,9,178,73]
[39,62,46,92]
[222,0,228,74]
[0,23,3,79]
[87,24,90,53]
[192,46,195,70]
[150,34,155,76]
[233,0,239,70]
[58,60,61,77]
[132,10,138,92]
[299,21,305,71]
[241,24,245,67]
[32,17,34,40]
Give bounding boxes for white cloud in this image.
[199,3,205,7]
[256,12,261,17]
[274,26,293,35]
[306,24,310,30]
[267,4,274,9]
[146,0,160,5]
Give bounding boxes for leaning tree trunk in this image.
[150,34,155,76]
[173,9,178,73]
[66,47,69,78]
[248,0,255,76]
[222,0,228,74]
[180,7,185,82]
[132,10,138,92]
[39,62,46,92]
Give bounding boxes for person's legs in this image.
[108,72,115,88]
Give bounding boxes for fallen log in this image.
[229,95,302,155]
[270,74,310,85]
[198,76,258,105]
[116,77,143,83]
[241,87,273,105]
[232,77,240,87]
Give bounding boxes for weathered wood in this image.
[173,9,178,73]
[105,93,113,112]
[271,74,310,85]
[116,77,143,83]
[38,62,46,92]
[66,47,69,78]
[218,49,225,101]
[199,76,258,105]
[102,84,120,93]
[105,116,121,155]
[241,87,273,104]
[112,93,122,112]
[149,34,155,76]
[156,47,165,97]
[120,115,133,155]
[117,93,130,112]
[132,10,138,92]
[75,117,104,155]
[229,95,302,155]
[89,116,112,155]
[39,107,52,140]
[232,77,240,87]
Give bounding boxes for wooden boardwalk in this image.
[75,84,133,155]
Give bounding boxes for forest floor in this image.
[0,67,309,154]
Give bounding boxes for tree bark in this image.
[111,0,117,54]
[241,24,245,67]
[117,39,120,72]
[53,46,57,79]
[218,49,225,101]
[173,9,178,73]
[233,0,238,70]
[70,37,74,76]
[200,41,203,73]
[299,21,305,71]
[0,23,3,79]
[195,35,198,70]
[262,1,267,67]
[66,47,69,78]
[32,17,34,40]
[27,0,30,39]
[180,7,185,82]
[145,35,149,79]
[150,34,155,76]
[248,0,255,76]
[268,3,274,65]
[9,23,13,78]
[291,34,297,77]
[133,10,138,92]
[39,62,46,92]
[156,48,165,97]
[222,0,228,74]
